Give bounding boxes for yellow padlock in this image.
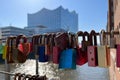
[97,30,110,68]
[2,45,7,59]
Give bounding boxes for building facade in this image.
[27,6,78,33]
[0,26,33,43]
[107,0,120,80]
[24,26,66,35]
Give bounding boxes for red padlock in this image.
[53,46,61,64]
[76,31,88,66]
[53,33,62,64]
[116,45,120,67]
[54,32,69,51]
[18,36,31,56]
[87,30,98,67]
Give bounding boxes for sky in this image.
[0,0,108,32]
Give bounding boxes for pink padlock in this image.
[87,30,98,67]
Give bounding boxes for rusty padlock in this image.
[54,32,69,51]
[6,37,15,63]
[12,35,27,63]
[82,31,91,51]
[45,34,53,61]
[87,30,98,67]
[53,33,62,64]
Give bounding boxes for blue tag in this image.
[59,49,76,69]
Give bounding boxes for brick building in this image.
[107,0,120,80]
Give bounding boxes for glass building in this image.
[27,6,78,33]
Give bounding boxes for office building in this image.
[0,26,33,43]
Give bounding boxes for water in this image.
[0,60,109,80]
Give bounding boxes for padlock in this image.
[116,28,120,67]
[59,49,76,69]
[53,34,62,64]
[12,35,27,63]
[32,35,39,55]
[87,30,98,67]
[6,37,14,63]
[97,46,108,67]
[45,34,52,61]
[45,34,50,55]
[0,47,4,62]
[97,30,110,67]
[38,35,48,62]
[116,45,120,67]
[82,31,91,51]
[54,32,69,51]
[29,35,38,59]
[59,34,77,69]
[76,31,88,65]
[18,36,31,56]
[2,44,7,60]
[53,46,61,64]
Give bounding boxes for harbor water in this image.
[0,60,109,80]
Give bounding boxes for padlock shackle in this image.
[100,29,106,45]
[6,37,13,47]
[37,34,42,45]
[47,33,56,47]
[77,31,83,36]
[68,32,77,48]
[6,37,15,53]
[90,30,97,46]
[72,34,77,48]
[76,31,84,47]
[44,34,51,45]
[83,31,90,41]
[16,35,27,47]
[32,35,39,45]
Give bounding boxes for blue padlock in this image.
[59,49,76,69]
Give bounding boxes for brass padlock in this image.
[97,30,110,67]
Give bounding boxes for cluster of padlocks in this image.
[1,29,120,69]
